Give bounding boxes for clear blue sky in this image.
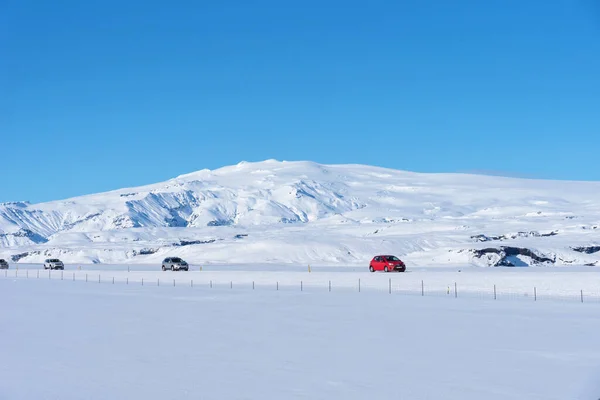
[2,0,600,203]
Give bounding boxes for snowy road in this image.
[4,263,600,301]
[2,278,600,399]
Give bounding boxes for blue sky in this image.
[2,0,600,203]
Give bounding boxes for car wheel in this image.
[384,266,389,272]
[369,265,374,272]
[162,265,166,271]
[171,266,175,271]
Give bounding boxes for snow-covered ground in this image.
[4,263,600,302]
[2,277,600,400]
[1,160,600,267]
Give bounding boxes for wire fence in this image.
[2,267,599,305]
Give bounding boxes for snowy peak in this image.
[0,161,365,236]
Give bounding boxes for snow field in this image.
[2,279,600,399]
[4,264,600,304]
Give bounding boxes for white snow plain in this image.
[5,263,600,301]
[2,276,600,400]
[1,160,600,267]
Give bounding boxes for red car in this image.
[369,255,406,272]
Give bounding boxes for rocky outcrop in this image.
[572,246,600,254]
[131,248,158,256]
[472,247,555,267]
[11,252,31,262]
[172,239,216,247]
[471,231,558,242]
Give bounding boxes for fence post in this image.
[128,266,130,273]
[454,282,457,298]
[230,281,232,289]
[329,280,331,292]
[359,278,361,293]
[494,284,497,300]
[210,280,212,288]
[26,270,28,279]
[142,278,144,286]
[301,281,303,291]
[86,273,88,282]
[73,273,75,281]
[581,290,584,303]
[173,279,175,287]
[253,281,255,290]
[389,278,391,294]
[61,271,63,280]
[421,280,424,296]
[534,287,537,301]
[127,277,128,285]
[37,270,39,279]
[158,279,160,286]
[112,277,114,284]
[277,281,279,291]
[99,274,101,283]
[191,279,193,287]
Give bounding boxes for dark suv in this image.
[0,259,8,269]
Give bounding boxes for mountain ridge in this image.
[1,160,599,266]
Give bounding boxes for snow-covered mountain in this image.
[2,160,600,266]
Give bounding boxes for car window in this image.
[387,256,400,261]
[172,258,182,262]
